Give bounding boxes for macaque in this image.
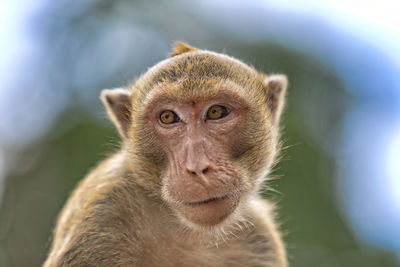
[44,43,288,267]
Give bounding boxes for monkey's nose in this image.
[186,161,211,176]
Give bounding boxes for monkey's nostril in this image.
[202,167,209,175]
[190,171,197,176]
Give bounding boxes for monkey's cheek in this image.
[176,197,239,226]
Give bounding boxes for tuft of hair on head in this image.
[170,42,198,57]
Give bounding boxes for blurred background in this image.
[1,0,400,266]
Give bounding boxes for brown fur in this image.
[44,43,288,267]
[170,42,198,57]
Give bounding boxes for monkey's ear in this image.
[170,42,198,57]
[264,74,288,123]
[101,88,132,138]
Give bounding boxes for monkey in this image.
[43,42,288,267]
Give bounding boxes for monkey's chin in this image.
[175,195,239,227]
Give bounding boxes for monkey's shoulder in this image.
[243,197,288,266]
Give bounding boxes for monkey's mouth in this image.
[181,193,232,206]
[174,190,240,226]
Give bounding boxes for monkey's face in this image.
[102,47,287,228]
[143,86,269,227]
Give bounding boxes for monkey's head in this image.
[101,43,287,229]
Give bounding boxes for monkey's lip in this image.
[180,192,235,206]
[175,190,240,226]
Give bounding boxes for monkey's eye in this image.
[207,105,230,120]
[160,110,180,124]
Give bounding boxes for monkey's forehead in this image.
[141,79,254,107]
[134,51,264,94]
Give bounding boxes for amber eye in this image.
[207,105,230,120]
[160,110,180,124]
